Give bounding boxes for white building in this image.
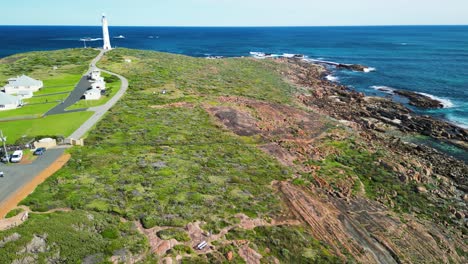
[0,92,23,111]
[83,87,101,100]
[87,67,106,97]
[3,75,43,95]
[102,15,112,50]
[91,81,106,90]
[16,90,34,99]
[89,67,102,81]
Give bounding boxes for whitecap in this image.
[282,53,295,58]
[418,92,454,108]
[80,38,103,42]
[326,75,339,82]
[371,85,395,94]
[363,67,376,73]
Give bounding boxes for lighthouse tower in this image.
[102,14,111,50]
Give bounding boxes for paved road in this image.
[67,67,129,140]
[0,148,66,204]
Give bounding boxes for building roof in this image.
[85,88,101,94]
[0,92,20,105]
[6,75,42,87]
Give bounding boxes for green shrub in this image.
[5,208,24,218]
[157,228,190,242]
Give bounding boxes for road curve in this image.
[67,51,129,140]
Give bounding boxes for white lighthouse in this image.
[102,14,111,50]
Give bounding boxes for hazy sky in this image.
[1,0,467,26]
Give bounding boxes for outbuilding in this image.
[83,87,101,100]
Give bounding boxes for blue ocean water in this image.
[0,26,467,127]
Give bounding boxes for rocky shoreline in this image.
[263,57,468,262]
[208,56,467,263]
[279,58,468,149]
[393,89,445,109]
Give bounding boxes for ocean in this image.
[0,26,467,127]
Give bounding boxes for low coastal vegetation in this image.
[1,48,466,263]
[0,210,147,263]
[4,208,24,219]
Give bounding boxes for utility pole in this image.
[0,130,8,163]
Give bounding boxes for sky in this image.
[1,0,468,26]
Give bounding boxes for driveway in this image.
[44,50,106,116]
[0,148,66,204]
[44,76,92,115]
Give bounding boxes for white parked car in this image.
[10,150,23,163]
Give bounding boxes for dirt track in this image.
[0,153,71,219]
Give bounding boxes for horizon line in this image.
[1,24,468,28]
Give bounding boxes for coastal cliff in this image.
[0,49,466,264]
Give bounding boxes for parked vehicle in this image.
[10,150,23,163]
[33,147,46,156]
[196,241,208,250]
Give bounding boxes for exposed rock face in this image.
[278,182,465,264]
[205,60,468,263]
[278,58,468,144]
[336,63,369,72]
[238,244,262,264]
[20,234,48,254]
[0,233,21,247]
[394,90,444,109]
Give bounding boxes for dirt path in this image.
[0,153,71,219]
[0,206,71,231]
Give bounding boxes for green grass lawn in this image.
[0,103,55,120]
[35,73,82,95]
[0,111,93,143]
[0,49,97,119]
[25,93,70,104]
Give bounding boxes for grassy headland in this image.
[0,48,465,263]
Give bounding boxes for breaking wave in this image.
[371,86,454,108]
[326,75,339,82]
[418,92,454,108]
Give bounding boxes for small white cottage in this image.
[83,87,101,100]
[0,92,23,111]
[91,80,106,90]
[3,75,43,95]
[89,67,104,82]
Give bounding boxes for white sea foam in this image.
[418,92,454,108]
[282,53,295,58]
[80,38,102,42]
[326,75,339,82]
[363,67,376,73]
[371,85,395,93]
[250,51,306,59]
[371,86,455,108]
